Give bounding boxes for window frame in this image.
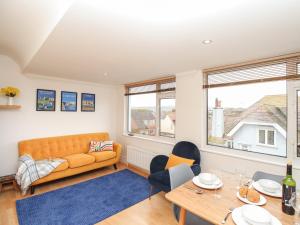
[257,128,277,147]
[203,53,300,161]
[127,91,157,136]
[297,90,300,157]
[126,79,176,140]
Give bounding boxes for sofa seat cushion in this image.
[52,160,69,172]
[63,153,95,168]
[88,151,116,162]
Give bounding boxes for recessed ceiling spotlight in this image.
[202,40,213,44]
[104,72,108,76]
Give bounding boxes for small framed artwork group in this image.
[36,89,95,112]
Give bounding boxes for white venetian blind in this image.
[125,76,175,96]
[203,54,300,89]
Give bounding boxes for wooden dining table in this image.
[165,172,294,225]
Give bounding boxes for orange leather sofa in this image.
[18,132,122,193]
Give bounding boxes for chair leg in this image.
[149,185,153,200]
[113,164,117,170]
[30,186,35,195]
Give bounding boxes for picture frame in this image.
[81,93,95,112]
[61,91,77,112]
[36,89,56,111]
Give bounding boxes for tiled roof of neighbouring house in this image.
[131,109,155,130]
[224,95,287,136]
[131,109,155,120]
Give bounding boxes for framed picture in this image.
[36,89,56,111]
[61,91,77,112]
[81,93,95,112]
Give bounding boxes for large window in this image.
[126,77,176,138]
[128,92,156,136]
[205,55,300,157]
[207,81,287,157]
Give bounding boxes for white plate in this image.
[232,206,282,225]
[192,176,223,189]
[242,204,271,225]
[236,192,267,206]
[258,179,281,193]
[253,181,282,198]
[198,173,218,185]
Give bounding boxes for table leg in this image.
[179,207,187,225]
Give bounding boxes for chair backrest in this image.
[252,171,284,184]
[18,132,110,160]
[172,141,200,165]
[169,164,195,190]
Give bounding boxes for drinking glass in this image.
[210,169,222,199]
[234,169,246,190]
[290,191,300,225]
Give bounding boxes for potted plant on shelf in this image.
[1,86,20,105]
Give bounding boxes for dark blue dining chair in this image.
[148,141,201,196]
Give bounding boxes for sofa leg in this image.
[30,186,35,195]
[113,164,117,170]
[149,185,153,200]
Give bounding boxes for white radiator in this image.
[126,145,157,171]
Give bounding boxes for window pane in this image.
[160,99,175,138]
[259,130,266,144]
[267,130,275,145]
[129,93,156,136]
[207,80,286,157]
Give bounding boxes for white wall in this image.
[0,55,119,176]
[116,69,300,182]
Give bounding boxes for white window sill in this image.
[201,145,290,168]
[256,143,277,149]
[122,133,176,146]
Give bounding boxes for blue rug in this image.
[16,169,159,225]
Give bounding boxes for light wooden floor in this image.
[0,164,177,225]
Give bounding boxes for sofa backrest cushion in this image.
[18,133,110,160]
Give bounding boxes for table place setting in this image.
[192,172,223,189]
[252,179,282,198]
[165,163,296,225]
[231,204,282,225]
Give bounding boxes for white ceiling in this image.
[1,0,300,84]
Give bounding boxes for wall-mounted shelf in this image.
[0,105,21,110]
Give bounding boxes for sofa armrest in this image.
[113,143,122,162]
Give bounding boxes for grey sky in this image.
[208,81,286,108]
